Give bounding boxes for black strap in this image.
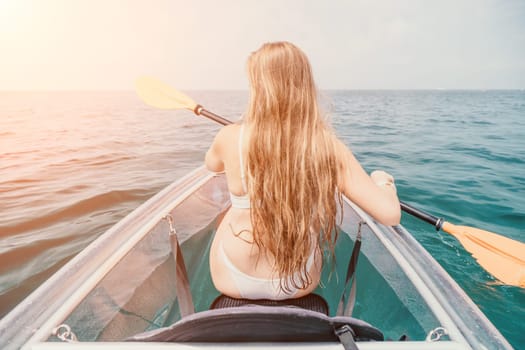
[337,221,363,316]
[335,325,359,350]
[167,218,195,318]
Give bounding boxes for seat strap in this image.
[337,221,364,316]
[335,325,359,350]
[165,215,195,317]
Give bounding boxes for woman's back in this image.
[206,41,400,301]
[207,122,323,299]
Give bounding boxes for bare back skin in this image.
[206,123,322,298]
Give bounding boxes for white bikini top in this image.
[230,124,250,209]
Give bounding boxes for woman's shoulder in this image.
[214,123,241,143]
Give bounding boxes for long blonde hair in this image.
[244,41,343,292]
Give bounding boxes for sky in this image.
[0,0,524,90]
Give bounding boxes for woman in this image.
[206,41,400,301]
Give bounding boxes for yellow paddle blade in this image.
[135,76,197,111]
[442,222,525,287]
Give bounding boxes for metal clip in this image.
[356,221,366,240]
[163,214,177,236]
[357,220,367,237]
[52,324,78,342]
[426,327,448,342]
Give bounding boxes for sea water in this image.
[0,90,524,348]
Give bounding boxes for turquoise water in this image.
[0,90,524,348]
[329,90,525,348]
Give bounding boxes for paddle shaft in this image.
[400,201,444,231]
[194,105,232,126]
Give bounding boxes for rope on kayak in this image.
[426,327,449,342]
[52,324,78,342]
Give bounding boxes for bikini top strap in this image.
[239,124,247,193]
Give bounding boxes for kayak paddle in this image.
[135,76,525,288]
[401,201,524,287]
[135,76,230,126]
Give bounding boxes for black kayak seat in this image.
[127,304,384,343]
[210,293,329,315]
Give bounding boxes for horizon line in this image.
[1,88,524,93]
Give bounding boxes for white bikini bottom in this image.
[219,241,315,300]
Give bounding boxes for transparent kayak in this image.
[0,166,513,349]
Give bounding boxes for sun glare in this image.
[0,0,37,58]
[0,0,30,32]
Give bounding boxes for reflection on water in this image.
[0,91,246,317]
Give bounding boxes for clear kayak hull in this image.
[0,166,513,349]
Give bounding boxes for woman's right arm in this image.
[337,141,401,226]
[205,127,228,173]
